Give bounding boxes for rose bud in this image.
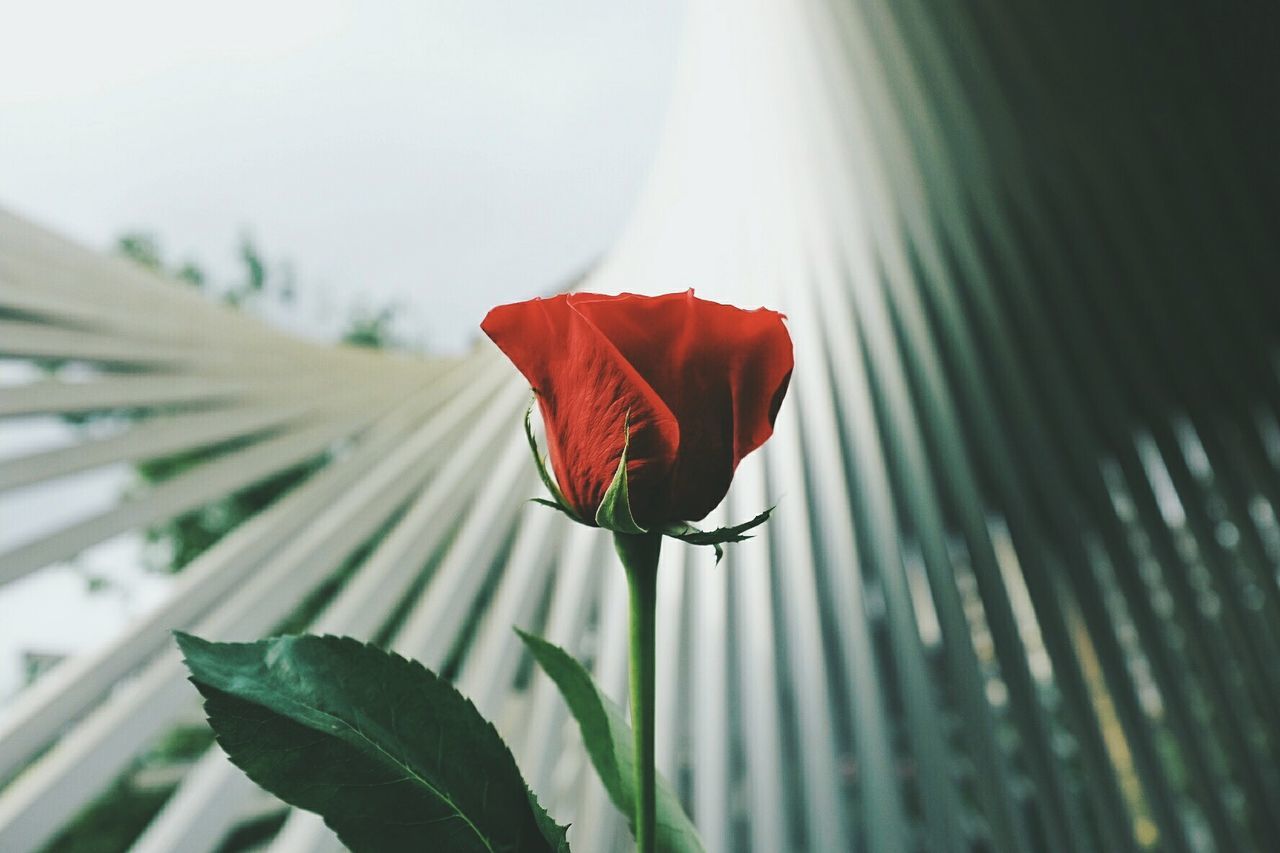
[481,290,792,537]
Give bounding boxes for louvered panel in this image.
[0,0,1277,851]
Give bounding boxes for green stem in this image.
[616,531,661,853]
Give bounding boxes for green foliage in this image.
[139,447,323,574]
[151,725,217,763]
[174,261,205,288]
[110,230,401,575]
[177,633,569,853]
[342,305,401,349]
[116,231,288,306]
[41,781,172,853]
[41,726,214,853]
[214,811,288,853]
[42,229,409,851]
[238,235,266,294]
[516,629,704,853]
[116,232,165,273]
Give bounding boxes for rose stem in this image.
[615,531,662,853]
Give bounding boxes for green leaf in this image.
[176,632,568,853]
[661,506,775,564]
[516,629,704,853]
[594,411,647,535]
[525,397,579,522]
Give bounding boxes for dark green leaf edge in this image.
[176,631,570,853]
[516,629,704,853]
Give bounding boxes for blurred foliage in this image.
[42,726,214,853]
[114,230,289,306]
[42,781,172,853]
[114,233,164,273]
[342,304,403,350]
[39,231,405,852]
[109,231,400,575]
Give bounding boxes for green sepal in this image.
[661,506,774,564]
[525,397,580,522]
[515,629,704,853]
[594,411,647,535]
[529,497,580,524]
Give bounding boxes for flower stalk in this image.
[489,290,793,853]
[616,531,662,853]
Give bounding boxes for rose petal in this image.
[570,290,792,521]
[482,296,680,524]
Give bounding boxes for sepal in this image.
[660,506,774,564]
[594,411,648,535]
[525,396,581,522]
[530,497,580,521]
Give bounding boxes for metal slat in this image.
[515,528,608,797]
[0,391,403,584]
[0,375,247,417]
[688,503,730,852]
[0,365,480,782]
[566,553,631,853]
[0,320,211,366]
[0,395,345,493]
[0,0,1275,849]
[726,458,788,853]
[767,420,855,852]
[0,375,521,852]
[133,384,528,853]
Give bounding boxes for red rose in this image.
[481,290,792,529]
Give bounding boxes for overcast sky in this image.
[0,0,685,350]
[0,0,685,704]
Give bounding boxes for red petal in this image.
[481,296,680,524]
[569,291,792,521]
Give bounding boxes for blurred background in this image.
[2,1,1279,852]
[0,0,684,350]
[0,0,680,702]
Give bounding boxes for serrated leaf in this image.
[529,789,573,853]
[525,397,580,522]
[176,632,568,853]
[662,506,774,563]
[595,411,647,535]
[516,629,704,853]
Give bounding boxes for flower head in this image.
[482,290,792,531]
